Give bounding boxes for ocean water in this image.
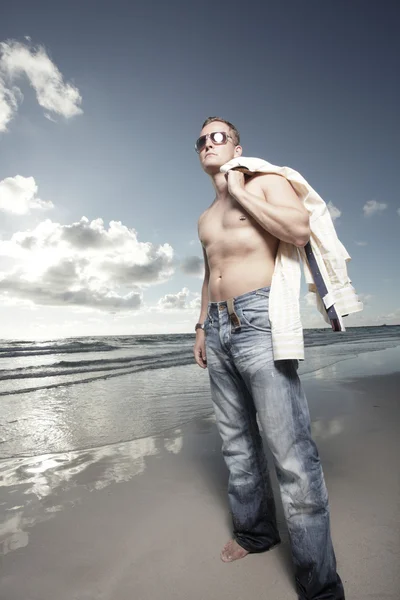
[0,326,399,459]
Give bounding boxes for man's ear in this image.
[234,145,243,157]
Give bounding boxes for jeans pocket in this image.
[240,306,270,332]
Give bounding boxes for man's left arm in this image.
[227,171,310,247]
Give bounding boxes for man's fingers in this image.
[199,349,207,368]
[193,347,207,369]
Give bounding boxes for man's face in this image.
[197,121,242,173]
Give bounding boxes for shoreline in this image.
[1,347,399,599]
[1,322,399,342]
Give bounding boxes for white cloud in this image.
[156,288,201,311]
[0,175,54,214]
[0,79,20,132]
[188,294,201,310]
[355,241,367,246]
[363,200,387,217]
[157,287,190,310]
[0,217,175,311]
[0,39,82,131]
[44,112,57,123]
[327,201,341,222]
[397,208,400,217]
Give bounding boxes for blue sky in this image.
[0,0,399,339]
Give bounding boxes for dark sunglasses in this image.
[194,131,234,153]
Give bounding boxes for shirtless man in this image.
[193,117,345,600]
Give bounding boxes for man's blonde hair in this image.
[201,117,240,146]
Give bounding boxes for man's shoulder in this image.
[246,171,292,194]
[197,202,214,225]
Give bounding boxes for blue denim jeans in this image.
[204,287,345,600]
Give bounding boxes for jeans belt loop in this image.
[227,298,241,329]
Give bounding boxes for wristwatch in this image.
[195,322,205,332]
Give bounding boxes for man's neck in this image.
[210,171,230,202]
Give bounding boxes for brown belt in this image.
[227,298,241,329]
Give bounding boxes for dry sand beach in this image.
[1,346,399,600]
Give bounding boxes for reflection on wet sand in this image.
[311,418,344,439]
[0,428,184,555]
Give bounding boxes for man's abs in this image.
[199,199,279,302]
[207,255,276,301]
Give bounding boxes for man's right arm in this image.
[197,245,210,324]
[193,245,209,369]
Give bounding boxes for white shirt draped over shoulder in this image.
[220,157,363,361]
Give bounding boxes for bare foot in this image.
[220,539,249,563]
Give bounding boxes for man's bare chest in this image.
[209,199,250,226]
[198,199,270,254]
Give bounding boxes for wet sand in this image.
[0,348,399,600]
